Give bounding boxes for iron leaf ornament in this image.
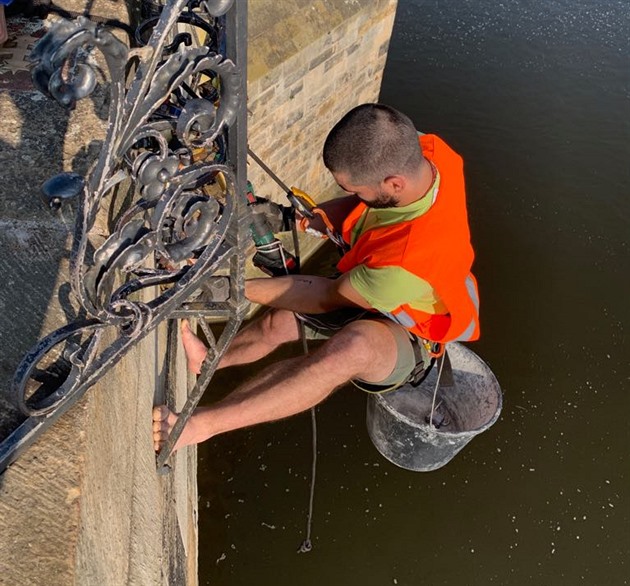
[2,0,250,471]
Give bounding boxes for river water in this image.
[198,1,629,584]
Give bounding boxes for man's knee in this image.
[328,320,398,381]
[325,319,394,366]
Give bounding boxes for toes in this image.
[153,428,170,453]
[152,406,180,452]
[152,405,178,427]
[153,429,170,442]
[152,405,169,422]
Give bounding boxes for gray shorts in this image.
[295,308,432,393]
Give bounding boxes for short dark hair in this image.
[323,103,423,184]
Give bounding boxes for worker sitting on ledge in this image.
[152,103,480,452]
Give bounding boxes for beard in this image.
[363,191,400,209]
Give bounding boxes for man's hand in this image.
[314,194,360,234]
[296,211,328,238]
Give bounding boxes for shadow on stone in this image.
[0,13,115,474]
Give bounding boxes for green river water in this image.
[197,1,629,584]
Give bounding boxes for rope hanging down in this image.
[245,152,319,553]
[297,334,317,554]
[280,239,317,555]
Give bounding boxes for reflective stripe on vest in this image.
[386,274,479,341]
[383,309,416,329]
[453,274,480,341]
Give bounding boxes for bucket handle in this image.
[428,349,454,429]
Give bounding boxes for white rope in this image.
[296,324,317,553]
[428,352,446,430]
[279,225,316,554]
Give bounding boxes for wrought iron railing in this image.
[0,0,249,473]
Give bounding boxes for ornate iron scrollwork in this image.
[0,0,249,472]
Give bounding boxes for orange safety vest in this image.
[337,134,480,344]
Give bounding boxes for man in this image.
[152,103,479,452]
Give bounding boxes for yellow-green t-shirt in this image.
[347,172,447,315]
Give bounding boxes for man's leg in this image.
[183,308,301,374]
[153,318,401,451]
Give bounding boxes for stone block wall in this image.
[247,0,398,260]
[0,319,197,586]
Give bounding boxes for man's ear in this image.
[382,175,406,193]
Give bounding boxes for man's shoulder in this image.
[419,133,463,167]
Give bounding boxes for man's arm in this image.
[245,271,371,314]
[299,194,360,235]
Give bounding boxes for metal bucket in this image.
[366,342,502,471]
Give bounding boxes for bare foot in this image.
[152,405,212,452]
[181,319,208,375]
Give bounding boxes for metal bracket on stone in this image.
[0,0,250,473]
